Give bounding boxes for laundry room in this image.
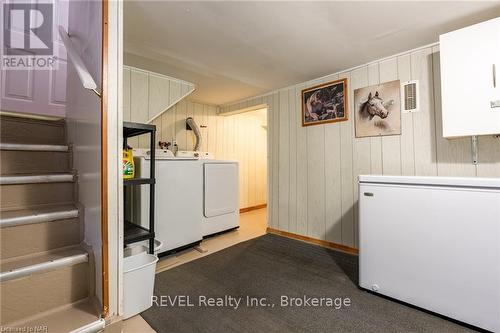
[3,1,500,332]
[117,2,500,332]
[120,51,271,323]
[121,63,269,258]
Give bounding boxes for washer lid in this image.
[133,149,175,159]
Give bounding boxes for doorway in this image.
[219,107,268,233]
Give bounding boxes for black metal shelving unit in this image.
[123,121,156,254]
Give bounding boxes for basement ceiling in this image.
[124,1,500,105]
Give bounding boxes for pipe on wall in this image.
[186,117,202,151]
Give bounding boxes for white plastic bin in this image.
[125,239,163,255]
[123,248,159,319]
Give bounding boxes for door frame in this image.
[101,0,109,318]
[101,0,123,319]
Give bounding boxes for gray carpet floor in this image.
[141,234,476,333]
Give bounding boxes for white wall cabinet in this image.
[439,17,500,138]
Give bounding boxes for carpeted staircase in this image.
[0,115,104,332]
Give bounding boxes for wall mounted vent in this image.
[401,80,419,113]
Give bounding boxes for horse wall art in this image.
[353,80,401,137]
[302,78,348,126]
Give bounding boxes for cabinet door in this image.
[440,18,500,137]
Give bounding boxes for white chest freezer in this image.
[359,175,500,332]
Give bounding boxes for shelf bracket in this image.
[471,135,479,165]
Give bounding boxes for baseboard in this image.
[239,203,267,213]
[266,227,359,255]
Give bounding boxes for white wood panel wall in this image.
[220,45,500,249]
[123,66,195,148]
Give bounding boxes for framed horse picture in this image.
[301,78,348,126]
[353,80,401,138]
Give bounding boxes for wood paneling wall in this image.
[123,66,195,147]
[220,44,500,248]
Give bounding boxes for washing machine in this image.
[201,159,240,237]
[131,149,203,255]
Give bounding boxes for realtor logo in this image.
[2,1,56,69]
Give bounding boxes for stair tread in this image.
[7,298,102,332]
[0,173,74,185]
[0,204,78,227]
[0,113,65,124]
[1,115,66,146]
[0,246,87,275]
[0,115,99,328]
[0,142,69,151]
